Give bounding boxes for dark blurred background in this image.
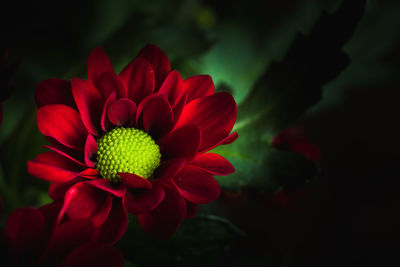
[1,0,400,266]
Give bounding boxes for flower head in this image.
[28,44,237,239]
[0,203,123,266]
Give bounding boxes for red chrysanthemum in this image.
[0,203,123,266]
[28,44,237,239]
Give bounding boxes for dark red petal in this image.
[59,182,113,226]
[37,104,87,149]
[189,153,234,176]
[86,179,127,198]
[153,158,185,180]
[94,71,127,99]
[44,219,94,266]
[71,78,104,136]
[271,127,321,161]
[49,178,86,201]
[107,98,137,127]
[173,166,220,204]
[200,132,238,153]
[95,198,128,244]
[27,151,82,182]
[38,202,63,237]
[119,173,152,189]
[80,168,99,179]
[6,208,45,255]
[87,47,114,82]
[185,200,198,219]
[119,57,155,103]
[59,242,124,267]
[125,184,165,214]
[100,91,116,132]
[137,94,173,139]
[137,44,171,90]
[158,70,184,107]
[159,125,200,160]
[138,184,186,239]
[84,134,97,168]
[172,92,187,124]
[35,78,76,108]
[175,92,237,151]
[184,75,215,103]
[45,144,85,167]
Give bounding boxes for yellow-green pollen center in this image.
[96,127,161,182]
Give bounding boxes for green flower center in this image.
[96,127,161,182]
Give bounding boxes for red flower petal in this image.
[44,219,94,266]
[138,184,186,239]
[173,166,220,204]
[175,92,237,151]
[107,98,137,127]
[27,151,83,183]
[159,125,200,160]
[59,242,124,267]
[94,71,127,99]
[80,168,99,179]
[6,208,45,256]
[153,158,185,180]
[185,200,198,219]
[158,70,184,107]
[49,178,85,201]
[59,182,113,226]
[38,202,63,238]
[87,47,114,82]
[137,94,173,139]
[86,179,127,198]
[49,178,86,201]
[137,44,171,90]
[184,75,215,103]
[119,173,152,189]
[84,134,97,168]
[95,198,128,244]
[100,91,116,132]
[172,92,187,124]
[35,78,76,108]
[189,153,234,176]
[125,184,165,214]
[271,127,321,161]
[37,104,87,149]
[119,57,155,104]
[45,144,85,167]
[200,132,238,153]
[71,78,104,136]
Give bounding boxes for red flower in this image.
[28,44,237,239]
[0,203,123,266]
[271,126,321,161]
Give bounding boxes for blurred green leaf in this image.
[117,213,243,266]
[214,0,366,190]
[0,106,49,214]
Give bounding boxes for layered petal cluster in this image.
[28,44,237,239]
[0,203,123,266]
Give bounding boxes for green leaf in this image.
[117,213,244,266]
[214,0,366,190]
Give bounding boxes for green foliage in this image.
[4,0,399,265]
[117,214,244,266]
[214,0,366,190]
